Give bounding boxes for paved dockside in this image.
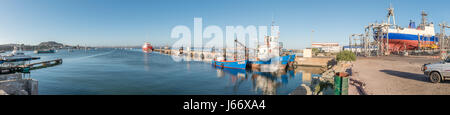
[350,56,450,95]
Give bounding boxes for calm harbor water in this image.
[5,49,322,95]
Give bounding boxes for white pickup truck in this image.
[422,58,450,83]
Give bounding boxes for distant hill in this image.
[38,41,65,48]
[0,41,66,51]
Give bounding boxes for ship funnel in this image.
[409,20,416,28]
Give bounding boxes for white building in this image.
[311,42,341,53]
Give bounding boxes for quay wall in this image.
[294,57,334,67]
[0,73,38,95]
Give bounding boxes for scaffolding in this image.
[349,5,395,56]
[438,22,450,59]
[347,22,391,57]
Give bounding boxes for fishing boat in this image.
[249,21,296,70]
[212,38,248,69]
[142,42,153,53]
[34,49,56,54]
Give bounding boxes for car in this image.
[422,58,450,83]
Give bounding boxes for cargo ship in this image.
[378,10,437,51]
[142,42,153,53]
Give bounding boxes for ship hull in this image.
[212,60,247,69]
[249,59,271,70]
[249,55,296,70]
[381,33,437,51]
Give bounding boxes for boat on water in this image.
[212,38,249,69]
[213,59,248,69]
[1,47,40,62]
[249,21,296,70]
[142,42,153,53]
[34,49,56,54]
[212,21,296,70]
[377,9,436,51]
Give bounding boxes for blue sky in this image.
[0,0,448,49]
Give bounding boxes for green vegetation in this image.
[313,80,334,95]
[336,50,356,62]
[311,48,319,56]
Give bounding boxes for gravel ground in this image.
[349,56,450,95]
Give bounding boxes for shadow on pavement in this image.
[380,70,430,82]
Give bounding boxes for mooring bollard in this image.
[334,72,349,95]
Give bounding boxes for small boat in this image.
[212,59,248,69]
[142,42,153,53]
[2,51,40,62]
[0,60,4,64]
[2,47,40,62]
[34,49,56,54]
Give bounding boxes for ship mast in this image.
[420,11,428,29]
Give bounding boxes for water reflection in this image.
[143,53,151,71]
[166,52,326,95]
[215,66,324,95]
[137,50,329,95]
